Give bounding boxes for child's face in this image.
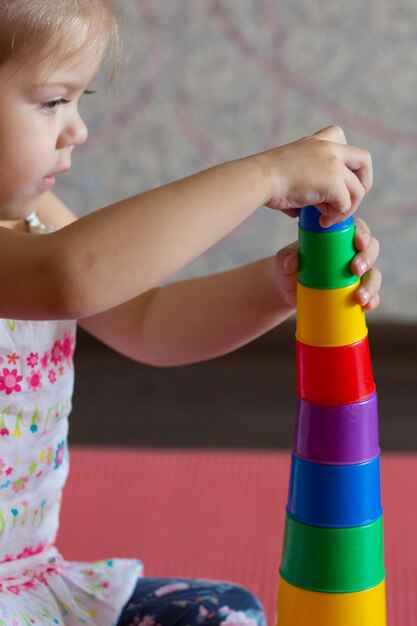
[0,43,104,221]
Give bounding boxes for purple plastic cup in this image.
[293,391,379,465]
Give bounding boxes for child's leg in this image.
[116,577,266,626]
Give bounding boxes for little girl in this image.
[0,1,381,625]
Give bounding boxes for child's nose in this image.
[57,111,88,148]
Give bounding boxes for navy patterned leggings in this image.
[116,577,267,626]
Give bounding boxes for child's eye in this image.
[41,98,70,112]
[41,90,95,113]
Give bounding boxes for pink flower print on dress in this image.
[48,369,57,384]
[24,539,49,559]
[26,370,43,391]
[40,351,49,369]
[62,331,75,363]
[26,352,39,368]
[0,368,23,394]
[54,441,65,469]
[50,340,63,366]
[12,476,28,494]
[22,580,36,591]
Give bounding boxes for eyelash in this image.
[41,98,70,112]
[41,90,96,112]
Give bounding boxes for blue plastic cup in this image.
[287,454,382,528]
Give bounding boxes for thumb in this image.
[273,242,299,309]
[276,241,299,275]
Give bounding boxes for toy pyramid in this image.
[276,206,387,626]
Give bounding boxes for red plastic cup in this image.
[296,336,376,406]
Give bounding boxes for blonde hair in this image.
[0,0,121,75]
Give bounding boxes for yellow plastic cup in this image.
[296,282,367,347]
[276,577,387,626]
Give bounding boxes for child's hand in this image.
[273,218,381,311]
[255,125,373,228]
[350,218,381,311]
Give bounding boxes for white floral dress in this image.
[0,213,142,625]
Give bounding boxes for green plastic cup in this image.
[279,514,385,593]
[298,224,360,289]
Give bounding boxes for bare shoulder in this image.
[37,191,79,229]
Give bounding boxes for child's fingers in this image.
[315,140,372,228]
[313,128,372,191]
[352,233,380,277]
[353,217,371,251]
[317,184,353,228]
[338,144,373,193]
[318,167,370,230]
[356,267,382,309]
[344,166,368,214]
[363,293,380,312]
[274,242,298,307]
[275,242,299,275]
[318,168,368,228]
[281,208,300,218]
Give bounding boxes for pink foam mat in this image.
[57,448,417,625]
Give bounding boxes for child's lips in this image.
[41,175,56,188]
[41,169,69,188]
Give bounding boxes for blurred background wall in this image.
[57,0,417,452]
[55,0,417,322]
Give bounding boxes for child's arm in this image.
[79,234,380,366]
[0,125,372,320]
[39,195,380,367]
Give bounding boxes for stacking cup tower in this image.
[276,206,387,626]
